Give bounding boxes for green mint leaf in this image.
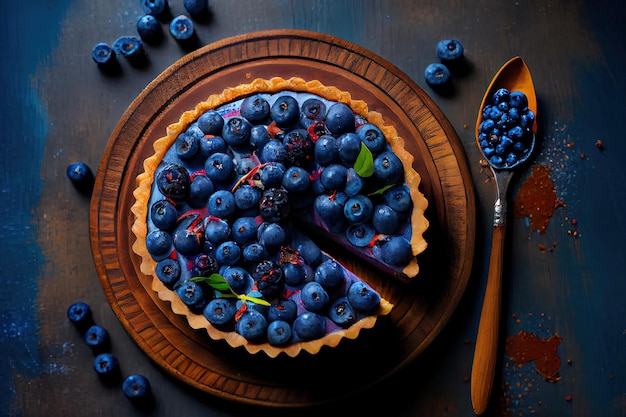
[369,183,396,196]
[353,142,374,177]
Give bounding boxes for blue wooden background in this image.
[1,0,625,416]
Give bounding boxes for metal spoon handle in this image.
[471,223,506,414]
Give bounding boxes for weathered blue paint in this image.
[0,1,73,415]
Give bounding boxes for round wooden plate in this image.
[90,29,475,407]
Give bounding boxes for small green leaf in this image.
[369,183,396,196]
[353,142,374,177]
[239,294,271,307]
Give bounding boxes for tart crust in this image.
[131,77,428,357]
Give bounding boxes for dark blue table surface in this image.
[2,1,625,416]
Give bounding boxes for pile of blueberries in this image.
[478,88,535,168]
[91,0,209,70]
[67,301,153,406]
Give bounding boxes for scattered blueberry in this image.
[93,352,121,383]
[67,301,92,330]
[136,14,162,44]
[183,0,208,17]
[91,43,117,69]
[122,374,152,404]
[436,39,464,63]
[169,15,195,41]
[141,0,169,18]
[84,324,110,352]
[112,36,146,66]
[424,63,451,88]
[66,162,94,193]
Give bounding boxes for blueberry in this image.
[173,228,202,256]
[328,297,356,328]
[435,39,464,62]
[198,136,227,159]
[320,164,348,191]
[270,95,299,127]
[208,190,236,218]
[84,324,110,352]
[136,14,162,44]
[175,133,199,160]
[187,174,213,208]
[236,309,268,341]
[176,281,207,312]
[91,43,117,68]
[267,320,292,346]
[198,110,224,135]
[282,166,311,192]
[295,238,322,267]
[383,184,412,213]
[314,259,345,288]
[193,253,218,276]
[372,204,400,235]
[260,223,286,252]
[343,195,373,224]
[325,102,355,135]
[233,184,261,211]
[292,312,326,341]
[93,353,120,383]
[150,200,177,230]
[204,217,230,244]
[314,192,347,234]
[373,151,404,184]
[347,281,381,312]
[424,63,451,88]
[141,0,169,17]
[377,235,413,267]
[240,94,270,124]
[146,230,173,260]
[509,91,528,109]
[260,163,285,188]
[492,88,510,105]
[203,298,237,327]
[215,241,241,266]
[231,217,258,245]
[337,132,362,164]
[66,162,94,192]
[268,298,298,323]
[67,301,92,329]
[299,98,327,127]
[259,188,290,222]
[242,242,267,263]
[253,260,284,299]
[169,15,194,41]
[346,223,376,247]
[183,0,208,17]
[222,117,252,147]
[356,123,386,154]
[260,139,288,164]
[112,36,145,65]
[122,374,152,402]
[155,258,181,287]
[222,266,253,294]
[344,167,364,196]
[314,134,339,166]
[282,262,307,286]
[250,125,270,149]
[282,129,313,166]
[204,152,235,183]
[156,163,191,200]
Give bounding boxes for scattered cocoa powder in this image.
[505,330,563,382]
[514,165,563,234]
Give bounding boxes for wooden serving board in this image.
[90,29,476,407]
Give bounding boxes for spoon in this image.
[470,56,537,415]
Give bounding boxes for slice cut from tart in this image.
[131,77,428,357]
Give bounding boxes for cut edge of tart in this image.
[131,77,428,357]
